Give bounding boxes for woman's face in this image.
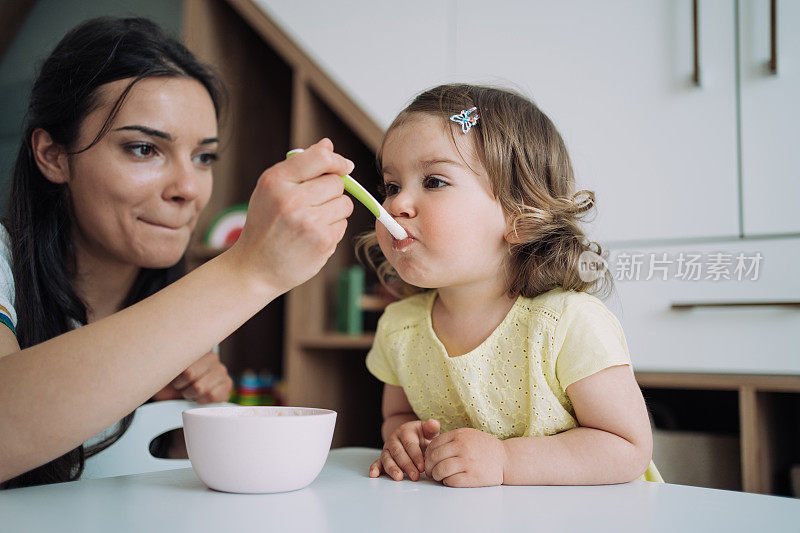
[65,76,218,270]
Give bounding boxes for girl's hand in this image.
[152,350,234,404]
[369,418,440,481]
[228,138,354,294]
[424,427,509,487]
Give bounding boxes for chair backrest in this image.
[81,400,233,480]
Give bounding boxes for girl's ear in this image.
[504,228,525,245]
[504,216,525,244]
[31,128,70,184]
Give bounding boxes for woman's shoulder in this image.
[377,290,435,336]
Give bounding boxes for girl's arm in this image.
[370,384,440,481]
[380,384,419,441]
[501,364,653,485]
[0,141,353,483]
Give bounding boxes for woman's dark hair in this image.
[0,17,226,489]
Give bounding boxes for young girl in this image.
[362,84,662,487]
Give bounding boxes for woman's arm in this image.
[0,141,354,483]
[501,365,653,485]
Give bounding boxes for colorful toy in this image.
[204,204,248,250]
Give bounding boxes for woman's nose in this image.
[163,160,201,204]
[387,190,416,218]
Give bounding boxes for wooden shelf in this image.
[636,372,800,393]
[636,371,800,495]
[298,333,375,350]
[184,0,386,450]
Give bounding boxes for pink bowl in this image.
[182,406,336,493]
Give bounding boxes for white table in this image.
[3,448,799,532]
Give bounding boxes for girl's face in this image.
[61,77,218,270]
[377,113,510,290]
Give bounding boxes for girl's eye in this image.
[193,152,218,166]
[127,143,156,158]
[424,176,448,189]
[381,183,400,198]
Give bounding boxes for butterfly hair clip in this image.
[449,107,479,134]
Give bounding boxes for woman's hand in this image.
[151,350,234,404]
[228,138,355,294]
[370,418,440,481]
[424,428,509,487]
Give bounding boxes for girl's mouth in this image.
[392,236,415,253]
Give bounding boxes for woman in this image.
[0,17,353,488]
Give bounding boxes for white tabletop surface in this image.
[3,447,799,532]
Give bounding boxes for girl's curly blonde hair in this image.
[356,84,613,300]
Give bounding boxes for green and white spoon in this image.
[286,149,408,240]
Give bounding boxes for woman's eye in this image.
[125,143,158,158]
[127,143,155,157]
[193,152,218,166]
[424,176,448,189]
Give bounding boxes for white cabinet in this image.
[454,0,740,244]
[252,0,452,129]
[739,0,800,236]
[604,238,800,374]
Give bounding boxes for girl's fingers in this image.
[430,457,465,483]
[369,459,383,478]
[385,439,419,481]
[425,441,460,478]
[421,418,441,440]
[399,434,425,472]
[379,448,405,481]
[441,472,471,488]
[424,430,455,457]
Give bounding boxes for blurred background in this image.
[1,0,798,497]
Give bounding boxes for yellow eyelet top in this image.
[366,286,663,483]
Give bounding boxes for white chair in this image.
[82,399,233,480]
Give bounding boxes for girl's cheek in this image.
[375,224,392,257]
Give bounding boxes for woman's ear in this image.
[31,128,70,184]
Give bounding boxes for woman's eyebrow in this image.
[114,125,173,141]
[113,125,218,145]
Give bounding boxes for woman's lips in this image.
[139,218,184,230]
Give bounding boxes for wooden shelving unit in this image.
[637,372,800,495]
[298,334,376,351]
[182,0,800,495]
[183,0,385,448]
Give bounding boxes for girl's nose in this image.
[163,160,201,204]
[387,190,416,218]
